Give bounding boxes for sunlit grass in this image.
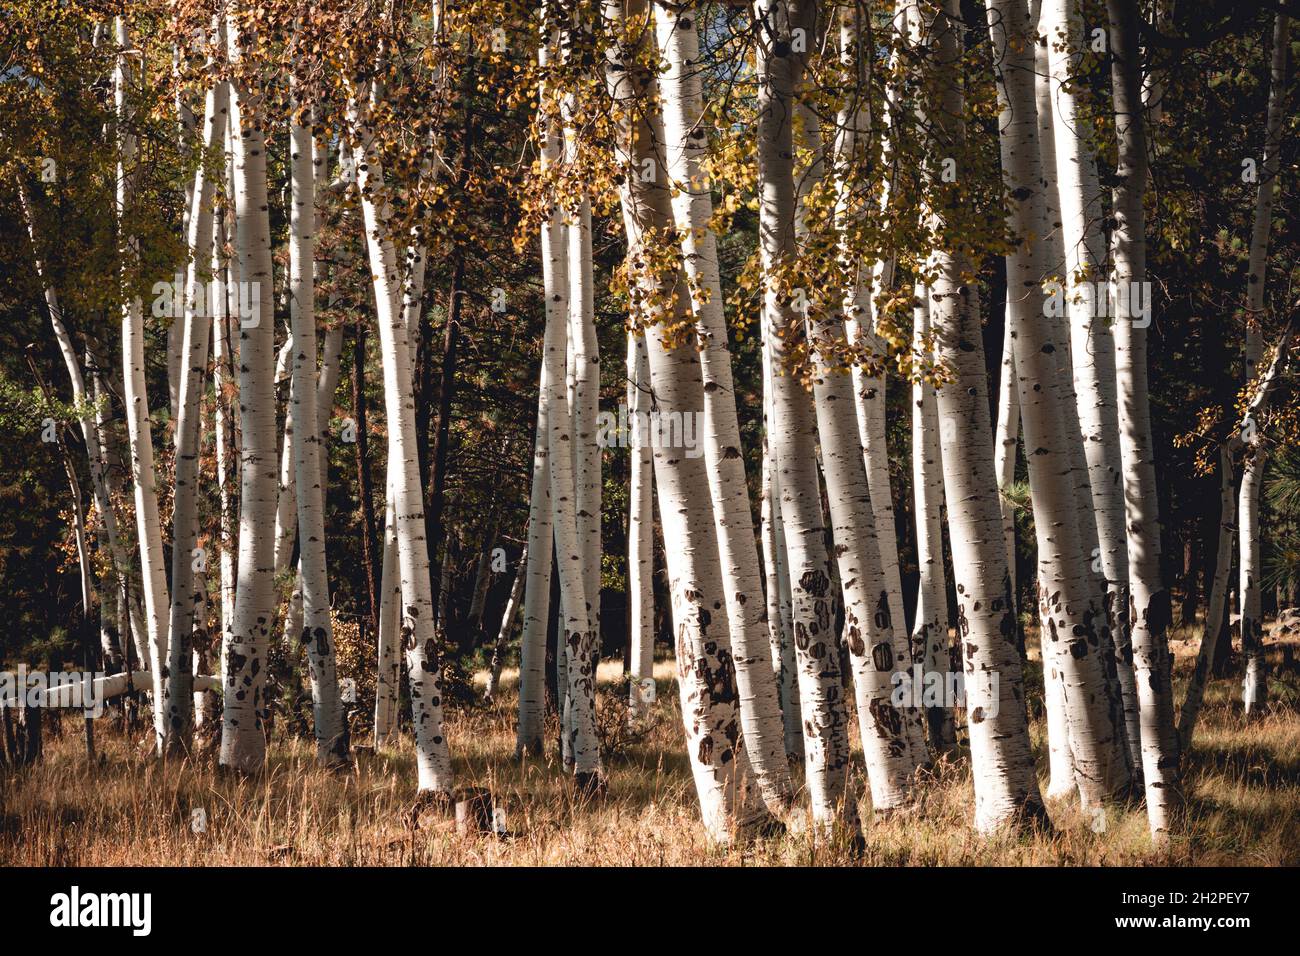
[1,634,1295,866]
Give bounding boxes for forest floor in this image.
[2,624,1297,866]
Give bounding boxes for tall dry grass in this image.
[1,630,1296,866]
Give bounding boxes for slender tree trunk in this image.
[603,0,766,838]
[1042,0,1142,776]
[854,1,927,764]
[350,90,454,793]
[654,0,794,809]
[289,110,347,765]
[1179,325,1295,747]
[626,330,655,722]
[993,316,1019,587]
[166,64,229,750]
[911,284,955,751]
[1239,12,1290,719]
[17,182,130,674]
[213,211,237,689]
[761,350,802,761]
[1106,0,1182,837]
[515,153,561,752]
[486,544,528,702]
[117,16,171,755]
[927,0,1046,832]
[220,9,279,772]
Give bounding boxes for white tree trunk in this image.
[166,65,228,748]
[1179,325,1295,747]
[924,0,1045,832]
[604,0,766,838]
[515,126,563,753]
[373,490,401,749]
[754,0,857,832]
[350,91,455,793]
[1106,0,1182,837]
[545,228,602,785]
[654,0,795,809]
[116,16,171,755]
[993,316,1020,589]
[1239,12,1290,718]
[626,330,655,723]
[220,10,284,771]
[910,284,955,751]
[987,0,1128,813]
[17,180,136,673]
[213,212,237,685]
[486,544,528,702]
[289,110,347,765]
[761,350,802,761]
[1042,0,1143,776]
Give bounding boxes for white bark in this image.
[220,10,282,771]
[761,350,802,761]
[350,91,455,792]
[626,330,655,722]
[373,491,402,749]
[1239,12,1290,718]
[561,22,603,707]
[926,0,1045,831]
[166,62,228,747]
[987,0,1127,812]
[487,544,528,702]
[1106,0,1182,836]
[213,212,237,676]
[1179,324,1295,746]
[1042,0,1142,775]
[17,180,136,673]
[910,284,955,751]
[654,0,794,809]
[515,135,563,753]
[755,0,856,831]
[116,16,171,755]
[604,0,764,838]
[993,309,1020,588]
[290,111,347,765]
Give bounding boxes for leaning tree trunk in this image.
[166,66,228,750]
[220,9,279,772]
[17,180,134,673]
[289,109,347,766]
[1239,11,1290,719]
[350,89,455,793]
[926,0,1045,832]
[117,16,171,755]
[1106,0,1183,838]
[654,0,794,810]
[988,0,1128,814]
[486,543,528,702]
[1179,325,1295,748]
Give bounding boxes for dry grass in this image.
[2,634,1297,867]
